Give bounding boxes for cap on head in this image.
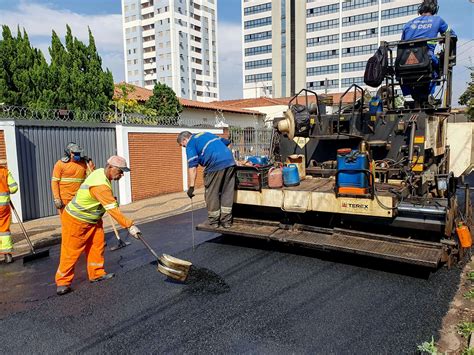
[65,142,83,154]
[107,155,130,172]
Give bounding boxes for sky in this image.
[0,0,472,103]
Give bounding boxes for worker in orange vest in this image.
[0,159,19,264]
[51,142,95,214]
[55,155,140,296]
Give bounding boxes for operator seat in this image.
[395,39,433,103]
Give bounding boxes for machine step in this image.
[197,219,443,268]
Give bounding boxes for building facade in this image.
[122,0,219,102]
[242,0,420,99]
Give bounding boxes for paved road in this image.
[0,209,462,353]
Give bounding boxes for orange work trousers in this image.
[55,211,107,286]
[0,205,13,253]
[58,199,72,217]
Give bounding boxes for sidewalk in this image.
[3,189,206,261]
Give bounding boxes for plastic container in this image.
[456,223,472,248]
[336,149,369,188]
[283,164,300,187]
[246,156,269,166]
[268,165,283,188]
[286,154,306,179]
[235,165,271,190]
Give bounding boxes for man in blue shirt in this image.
[400,0,456,102]
[177,131,236,228]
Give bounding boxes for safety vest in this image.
[0,167,18,207]
[65,168,118,224]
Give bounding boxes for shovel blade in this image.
[157,262,189,282]
[22,249,50,264]
[110,240,131,251]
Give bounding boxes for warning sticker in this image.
[405,52,419,65]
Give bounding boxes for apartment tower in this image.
[122,0,219,102]
[242,0,420,98]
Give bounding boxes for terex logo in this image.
[341,202,369,209]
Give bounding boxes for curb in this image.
[8,201,207,257]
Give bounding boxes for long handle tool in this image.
[136,232,192,282]
[108,214,131,251]
[10,202,50,264]
[191,197,195,252]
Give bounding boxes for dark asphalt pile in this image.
[0,210,464,353]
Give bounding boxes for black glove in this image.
[187,186,195,199]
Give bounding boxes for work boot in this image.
[56,285,72,296]
[221,222,233,229]
[4,253,13,264]
[90,273,115,283]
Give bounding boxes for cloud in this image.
[217,21,243,100]
[0,1,124,81]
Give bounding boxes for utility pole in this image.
[325,78,329,95]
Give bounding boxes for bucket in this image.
[456,223,472,248]
[286,154,306,179]
[268,165,283,188]
[283,164,300,187]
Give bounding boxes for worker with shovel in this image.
[55,155,140,296]
[177,131,235,228]
[0,159,18,264]
[51,142,95,215]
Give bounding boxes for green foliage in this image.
[417,336,438,354]
[145,82,183,118]
[463,288,474,299]
[457,322,474,338]
[0,24,113,111]
[459,68,474,121]
[468,271,474,281]
[461,346,474,355]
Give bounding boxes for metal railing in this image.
[229,127,273,160]
[0,105,216,128]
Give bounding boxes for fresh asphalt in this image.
[0,208,463,354]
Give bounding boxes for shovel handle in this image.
[136,233,160,260]
[9,201,35,254]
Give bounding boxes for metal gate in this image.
[229,127,273,160]
[15,122,118,220]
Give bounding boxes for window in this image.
[307,79,338,89]
[244,17,272,29]
[245,45,272,56]
[245,72,272,83]
[382,5,418,20]
[307,4,338,17]
[307,34,338,47]
[244,2,271,15]
[342,0,377,11]
[245,58,272,70]
[342,28,377,42]
[307,19,339,32]
[342,61,366,72]
[244,31,272,43]
[307,49,339,61]
[381,23,404,36]
[342,12,378,27]
[342,44,377,57]
[341,77,365,86]
[307,65,338,76]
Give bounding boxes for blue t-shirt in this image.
[186,132,235,173]
[402,15,455,52]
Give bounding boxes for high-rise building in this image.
[242,0,421,98]
[122,0,219,102]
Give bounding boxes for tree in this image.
[458,68,474,121]
[0,26,48,107]
[0,24,114,111]
[145,82,183,118]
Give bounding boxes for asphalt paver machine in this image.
[198,34,473,268]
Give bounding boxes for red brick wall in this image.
[0,131,6,160]
[129,133,184,201]
[128,130,224,201]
